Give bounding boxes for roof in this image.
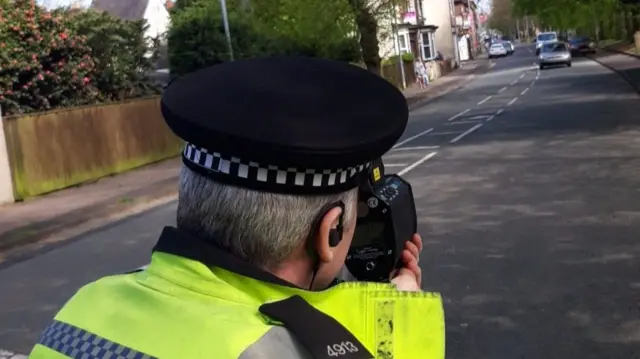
[90,0,150,21]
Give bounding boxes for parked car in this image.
[568,36,596,55]
[501,41,515,55]
[489,43,508,58]
[535,31,559,55]
[538,41,572,69]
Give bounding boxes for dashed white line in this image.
[519,73,525,79]
[507,97,518,106]
[450,123,484,144]
[391,145,440,151]
[510,80,518,85]
[397,152,438,176]
[498,86,507,93]
[477,95,492,105]
[384,163,410,167]
[496,109,504,115]
[447,108,470,121]
[485,115,496,122]
[520,88,529,95]
[392,128,434,148]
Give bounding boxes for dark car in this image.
[568,36,596,55]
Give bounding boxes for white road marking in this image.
[528,48,533,54]
[498,86,507,93]
[428,131,463,136]
[0,349,27,359]
[397,152,438,176]
[519,73,525,79]
[510,80,518,85]
[496,109,504,115]
[536,71,540,79]
[446,120,482,125]
[507,97,518,106]
[384,163,410,167]
[520,88,530,95]
[392,128,434,148]
[391,145,440,151]
[447,108,470,121]
[489,62,496,68]
[450,123,484,143]
[485,115,496,122]
[468,115,492,120]
[477,95,492,105]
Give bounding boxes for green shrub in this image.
[381,52,415,65]
[0,1,98,115]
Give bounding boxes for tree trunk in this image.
[356,8,381,75]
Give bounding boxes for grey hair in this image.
[176,166,358,268]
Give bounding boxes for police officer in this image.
[28,57,444,359]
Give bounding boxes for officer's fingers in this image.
[411,233,424,253]
[403,254,422,288]
[405,240,420,261]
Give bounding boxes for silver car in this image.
[538,41,572,70]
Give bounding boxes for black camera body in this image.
[345,160,417,282]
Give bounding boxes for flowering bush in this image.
[0,0,98,115]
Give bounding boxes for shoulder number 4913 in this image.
[327,341,359,356]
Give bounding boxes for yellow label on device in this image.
[373,167,381,182]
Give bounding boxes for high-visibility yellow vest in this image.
[29,251,444,358]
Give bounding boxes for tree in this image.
[69,9,160,101]
[168,0,361,77]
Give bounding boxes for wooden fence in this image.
[2,97,182,199]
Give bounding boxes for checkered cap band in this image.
[183,143,371,189]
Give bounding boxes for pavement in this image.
[588,47,640,93]
[2,43,640,358]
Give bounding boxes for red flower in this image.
[83,77,90,84]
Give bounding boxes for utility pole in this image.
[219,0,234,61]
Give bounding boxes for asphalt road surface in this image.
[2,44,640,358]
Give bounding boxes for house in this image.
[379,0,479,64]
[452,0,480,61]
[89,0,170,41]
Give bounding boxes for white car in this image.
[488,43,507,58]
[535,31,558,55]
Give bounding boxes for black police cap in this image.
[161,56,408,195]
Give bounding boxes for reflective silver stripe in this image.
[38,320,157,359]
[239,326,313,359]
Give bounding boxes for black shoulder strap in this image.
[259,295,374,359]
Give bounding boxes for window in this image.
[397,33,409,54]
[420,32,436,60]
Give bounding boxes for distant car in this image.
[538,41,572,69]
[489,43,508,58]
[535,31,559,55]
[501,41,515,55]
[568,36,596,55]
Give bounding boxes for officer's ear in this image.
[314,205,344,264]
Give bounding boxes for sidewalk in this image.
[0,59,490,261]
[589,46,640,93]
[404,55,491,110]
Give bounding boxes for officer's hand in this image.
[391,234,423,292]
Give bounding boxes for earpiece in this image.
[329,229,341,247]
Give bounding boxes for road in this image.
[2,44,640,358]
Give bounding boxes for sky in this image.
[36,0,91,9]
